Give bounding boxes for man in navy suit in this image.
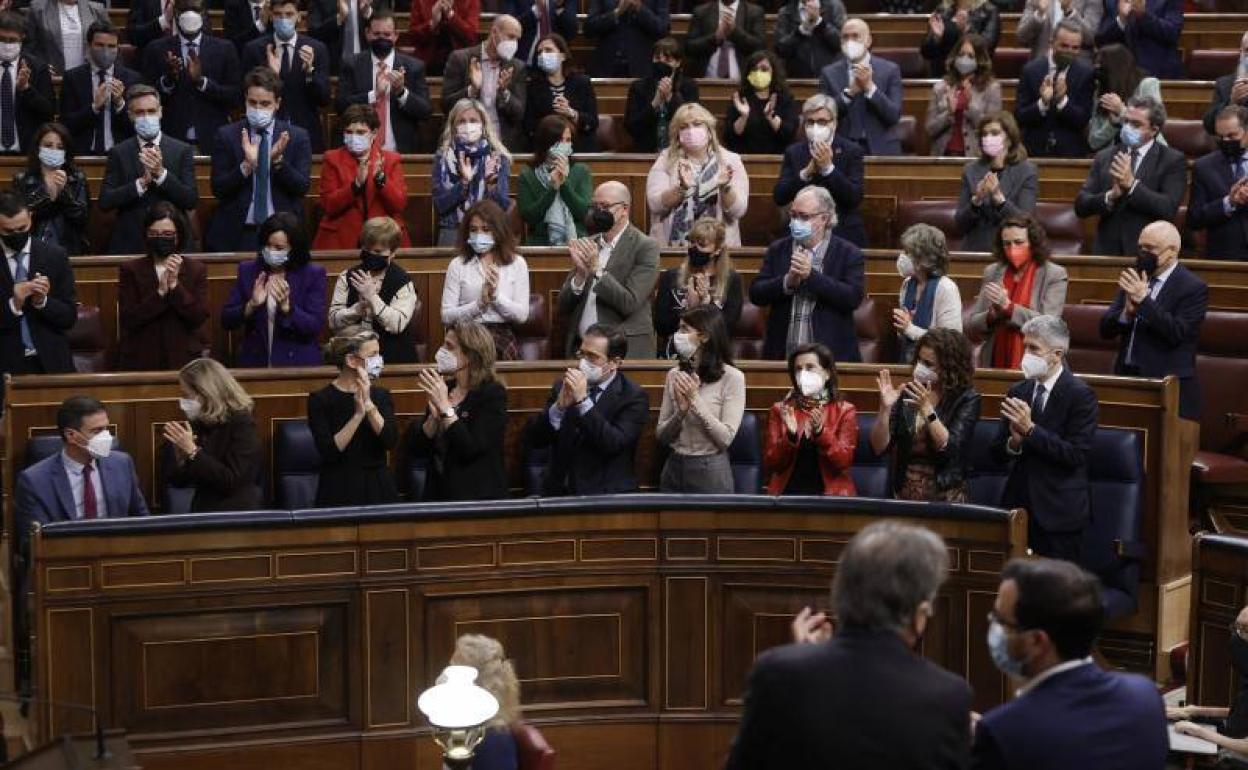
[140,0,242,155]
[1187,105,1248,261]
[0,191,77,377]
[582,0,670,78]
[817,18,902,155]
[1014,21,1094,158]
[773,93,866,247]
[241,0,331,152]
[1201,32,1248,135]
[1093,0,1183,78]
[206,67,311,252]
[526,324,650,496]
[1099,221,1208,420]
[750,185,864,363]
[509,0,576,67]
[995,315,1098,561]
[0,12,55,156]
[335,10,432,153]
[974,558,1167,770]
[59,22,142,155]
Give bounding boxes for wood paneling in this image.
[1187,534,1248,710]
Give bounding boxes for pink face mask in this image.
[981,134,1006,158]
[679,125,710,150]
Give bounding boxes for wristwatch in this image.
[926,411,939,423]
[441,407,456,420]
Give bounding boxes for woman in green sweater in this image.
[517,115,593,246]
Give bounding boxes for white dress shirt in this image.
[368,50,410,151]
[92,65,120,150]
[59,1,85,71]
[61,450,109,519]
[441,254,531,325]
[134,131,170,195]
[573,226,626,335]
[548,370,617,429]
[1016,657,1094,697]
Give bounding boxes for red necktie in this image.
[82,461,98,519]
[375,60,390,149]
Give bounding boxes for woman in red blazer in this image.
[313,104,411,251]
[408,0,478,76]
[116,202,210,371]
[763,342,859,496]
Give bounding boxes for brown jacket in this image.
[117,255,210,371]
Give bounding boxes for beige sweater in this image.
[656,364,746,456]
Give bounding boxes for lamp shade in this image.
[418,666,500,730]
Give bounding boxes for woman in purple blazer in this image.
[221,213,327,368]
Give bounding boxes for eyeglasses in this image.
[789,210,824,222]
[591,201,624,213]
[987,610,1025,631]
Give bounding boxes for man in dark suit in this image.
[223,0,268,53]
[1099,220,1208,420]
[0,12,55,156]
[508,0,576,67]
[526,323,650,497]
[774,0,845,79]
[1075,95,1186,256]
[98,84,199,255]
[1188,105,1248,261]
[816,18,902,155]
[335,10,432,153]
[683,0,764,79]
[974,558,1167,770]
[60,22,142,155]
[1015,20,1094,158]
[726,521,972,770]
[773,93,866,247]
[441,15,527,152]
[583,0,670,78]
[995,314,1098,560]
[307,0,392,70]
[0,191,76,377]
[206,67,311,252]
[1201,32,1248,135]
[750,185,864,363]
[1093,0,1183,79]
[241,0,331,152]
[140,0,242,155]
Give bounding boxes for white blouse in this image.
[441,254,530,325]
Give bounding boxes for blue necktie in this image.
[13,252,36,353]
[253,128,270,223]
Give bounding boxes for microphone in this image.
[0,691,109,762]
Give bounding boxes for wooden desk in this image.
[1187,533,1248,711]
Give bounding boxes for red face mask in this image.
[1004,243,1031,270]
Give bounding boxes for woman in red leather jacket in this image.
[763,342,859,496]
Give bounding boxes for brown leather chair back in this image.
[1162,119,1215,159]
[1196,310,1248,453]
[1061,303,1117,375]
[69,303,107,373]
[855,295,897,363]
[897,115,918,155]
[991,48,1032,79]
[896,199,962,251]
[731,299,767,360]
[596,114,632,152]
[515,293,552,361]
[513,722,556,770]
[1187,49,1238,81]
[872,48,928,78]
[1033,201,1085,255]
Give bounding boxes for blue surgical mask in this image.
[134,114,161,140]
[537,51,561,74]
[548,141,573,159]
[364,354,384,379]
[1119,123,1143,148]
[467,233,495,254]
[343,133,372,155]
[789,217,813,242]
[262,247,289,267]
[272,16,296,40]
[987,621,1026,677]
[247,106,274,130]
[38,147,65,169]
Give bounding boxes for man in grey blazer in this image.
[24,0,109,74]
[1075,95,1187,255]
[817,18,902,155]
[441,15,527,151]
[558,181,660,359]
[1015,0,1100,60]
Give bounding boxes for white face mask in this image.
[896,252,915,278]
[83,428,113,459]
[842,39,866,62]
[178,397,202,420]
[434,346,459,375]
[672,332,698,359]
[0,42,20,63]
[806,123,832,144]
[796,369,826,398]
[456,120,483,144]
[363,354,384,379]
[178,10,203,36]
[913,362,938,387]
[1020,351,1052,380]
[495,38,518,61]
[578,356,605,386]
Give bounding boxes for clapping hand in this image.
[484,154,501,186]
[732,92,750,118]
[1054,71,1068,101]
[1110,150,1135,193]
[716,8,735,41]
[892,307,913,334]
[550,153,569,188]
[672,370,700,411]
[1231,177,1248,207]
[162,420,198,458]
[457,151,475,183]
[269,274,291,312]
[781,402,800,435]
[299,45,315,72]
[1099,91,1125,115]
[1118,267,1150,313]
[163,254,183,292]
[27,273,50,304]
[808,138,832,172]
[1232,78,1248,104]
[418,368,452,414]
[999,396,1035,440]
[553,94,576,120]
[764,94,779,125]
[165,50,184,79]
[92,77,111,111]
[569,238,598,281]
[654,75,673,107]
[676,159,695,191]
[497,63,514,90]
[389,66,407,95]
[791,607,833,645]
[716,163,734,190]
[44,169,67,199]
[851,61,872,93]
[877,369,901,411]
[249,271,269,307]
[266,42,282,73]
[15,59,30,91]
[468,57,483,92]
[186,50,203,83]
[902,379,936,417]
[349,268,379,301]
[983,281,1009,309]
[807,405,825,436]
[241,127,260,171]
[787,248,813,286]
[353,366,372,414]
[566,366,589,404]
[556,368,579,408]
[270,131,291,164]
[1039,73,1054,104]
[928,11,945,37]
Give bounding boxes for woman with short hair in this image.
[328,216,421,364]
[893,223,963,363]
[313,104,411,250]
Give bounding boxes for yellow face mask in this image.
[747,69,772,91]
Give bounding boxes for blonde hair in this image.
[663,102,722,169]
[449,321,499,390]
[449,634,521,727]
[178,358,254,425]
[677,217,733,305]
[323,326,378,368]
[438,98,513,162]
[360,217,403,252]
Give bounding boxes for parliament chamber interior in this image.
[0,0,1247,766]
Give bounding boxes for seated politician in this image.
[763,341,857,496]
[995,314,1097,560]
[1170,602,1248,759]
[525,323,650,496]
[408,321,509,502]
[871,328,981,503]
[164,358,263,512]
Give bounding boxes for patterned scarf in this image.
[667,153,721,245]
[437,138,491,223]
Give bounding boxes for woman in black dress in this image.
[409,320,509,501]
[308,327,399,507]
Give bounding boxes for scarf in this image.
[899,276,942,362]
[992,261,1038,369]
[437,138,491,224]
[667,152,721,245]
[535,161,578,245]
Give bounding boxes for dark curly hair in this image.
[910,328,975,407]
[991,214,1051,266]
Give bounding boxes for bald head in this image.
[488,14,521,58]
[597,180,630,206]
[1138,221,1180,274]
[591,182,631,238]
[841,18,872,55]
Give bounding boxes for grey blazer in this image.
[24,0,110,73]
[925,79,1003,157]
[955,159,1039,252]
[441,44,528,151]
[558,225,661,358]
[966,259,1069,367]
[1015,0,1101,59]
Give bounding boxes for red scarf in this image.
[992,261,1038,369]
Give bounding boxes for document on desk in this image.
[1168,725,1219,755]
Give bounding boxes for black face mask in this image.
[586,208,615,236]
[687,246,714,268]
[1232,632,1248,677]
[1053,51,1075,71]
[652,61,674,79]
[1220,138,1244,160]
[369,38,394,59]
[360,249,389,272]
[147,234,177,258]
[0,229,30,252]
[1135,249,1159,277]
